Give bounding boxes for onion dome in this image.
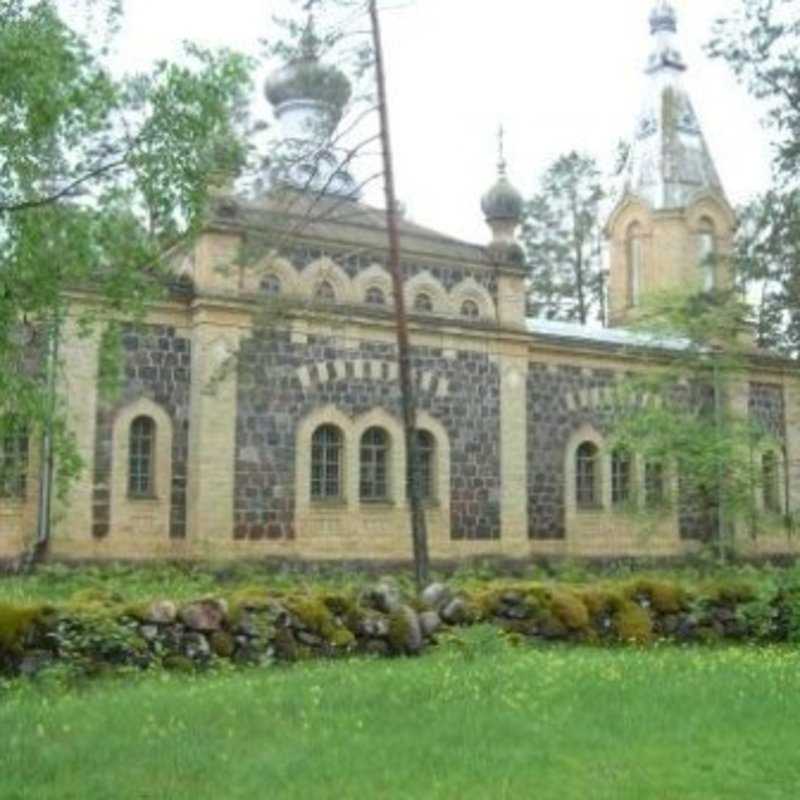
[264,17,352,126]
[481,169,523,223]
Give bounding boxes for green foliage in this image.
[612,288,780,552]
[521,151,606,325]
[0,0,253,488]
[709,2,800,358]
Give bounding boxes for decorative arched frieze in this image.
[404,271,448,316]
[450,276,495,320]
[353,263,394,308]
[242,254,301,297]
[304,257,355,305]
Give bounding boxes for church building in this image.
[2,1,798,563]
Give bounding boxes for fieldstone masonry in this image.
[234,331,501,542]
[91,325,192,540]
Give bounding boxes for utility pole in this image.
[368,0,430,591]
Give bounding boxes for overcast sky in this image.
[111,0,773,244]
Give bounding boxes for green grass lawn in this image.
[2,640,799,799]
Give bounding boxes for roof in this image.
[211,189,497,267]
[527,318,691,352]
[611,4,728,213]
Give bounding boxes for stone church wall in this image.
[91,325,192,540]
[234,331,501,542]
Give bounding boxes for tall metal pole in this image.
[368,0,429,591]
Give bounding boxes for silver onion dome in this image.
[481,172,523,223]
[264,18,352,126]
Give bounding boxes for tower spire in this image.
[612,1,726,212]
[646,1,686,75]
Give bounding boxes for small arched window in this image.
[311,425,343,500]
[314,280,336,303]
[129,416,155,498]
[415,430,436,502]
[260,274,282,296]
[626,222,643,308]
[696,217,716,291]
[360,427,389,501]
[611,448,633,507]
[576,442,600,509]
[414,293,433,313]
[365,287,386,306]
[0,417,29,499]
[644,461,666,509]
[763,451,781,513]
[461,299,480,319]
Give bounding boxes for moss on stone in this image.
[162,654,195,673]
[547,590,590,632]
[0,604,46,654]
[288,598,355,649]
[387,609,412,653]
[210,631,236,658]
[614,601,654,644]
[626,579,687,614]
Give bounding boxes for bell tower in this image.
[606,1,736,327]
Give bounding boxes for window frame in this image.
[360,427,391,503]
[0,420,29,501]
[365,286,386,306]
[576,441,601,510]
[626,222,643,308]
[311,424,344,502]
[460,299,480,319]
[611,448,633,508]
[129,416,156,499]
[644,460,666,509]
[413,292,433,313]
[762,451,781,514]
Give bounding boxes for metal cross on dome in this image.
[497,124,507,176]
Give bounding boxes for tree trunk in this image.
[368,0,429,592]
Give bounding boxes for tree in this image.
[0,0,253,555]
[709,0,800,357]
[732,191,800,357]
[521,151,606,325]
[612,289,789,558]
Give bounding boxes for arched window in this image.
[696,217,716,291]
[763,451,781,513]
[260,274,282,296]
[314,280,336,303]
[576,442,600,509]
[626,222,643,308]
[611,448,633,507]
[415,430,436,501]
[365,287,386,306]
[0,418,28,499]
[360,427,389,501]
[414,293,433,313]
[129,416,155,498]
[645,461,666,509]
[461,299,480,319]
[311,425,343,500]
